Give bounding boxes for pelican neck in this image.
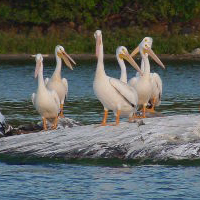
[141,53,150,75]
[117,56,127,83]
[95,38,106,76]
[52,54,62,79]
[37,63,46,90]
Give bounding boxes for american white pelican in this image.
[131,37,165,112]
[128,37,165,117]
[32,54,60,130]
[45,45,76,118]
[93,30,143,126]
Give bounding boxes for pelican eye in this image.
[145,39,148,42]
[122,49,126,54]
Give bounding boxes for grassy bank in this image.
[0,27,200,55]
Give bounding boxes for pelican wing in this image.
[109,78,138,106]
[45,78,49,86]
[62,78,68,97]
[151,73,162,95]
[128,76,139,88]
[50,90,60,111]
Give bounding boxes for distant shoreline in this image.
[0,53,200,61]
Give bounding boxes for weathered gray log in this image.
[0,114,200,164]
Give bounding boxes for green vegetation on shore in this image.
[0,28,200,55]
[0,0,200,54]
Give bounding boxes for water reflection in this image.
[0,59,200,127]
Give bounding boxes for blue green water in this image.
[0,58,200,199]
[0,163,200,199]
[0,59,200,126]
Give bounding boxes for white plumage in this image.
[150,72,162,107]
[32,54,60,130]
[93,30,142,125]
[45,45,76,117]
[129,37,165,117]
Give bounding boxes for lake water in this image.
[0,163,200,199]
[0,58,200,126]
[0,58,200,199]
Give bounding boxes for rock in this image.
[0,112,14,137]
[0,117,82,137]
[0,112,5,135]
[191,48,200,55]
[0,114,200,165]
[37,117,82,130]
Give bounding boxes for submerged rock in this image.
[0,117,82,137]
[0,112,13,137]
[0,114,200,164]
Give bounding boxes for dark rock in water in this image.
[0,117,82,137]
[52,117,82,128]
[136,110,164,118]
[0,112,14,137]
[37,117,82,130]
[0,112,5,136]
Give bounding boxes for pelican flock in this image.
[32,54,60,130]
[30,31,165,130]
[45,45,76,118]
[93,30,143,125]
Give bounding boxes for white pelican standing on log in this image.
[93,30,143,125]
[45,45,76,118]
[32,54,60,130]
[128,37,165,118]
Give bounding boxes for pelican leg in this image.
[129,113,137,122]
[146,97,156,113]
[51,117,58,130]
[101,110,121,126]
[115,110,121,125]
[42,117,47,131]
[129,116,133,122]
[59,104,65,118]
[106,110,121,126]
[101,110,108,126]
[142,105,146,118]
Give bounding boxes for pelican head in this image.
[142,37,153,50]
[55,45,76,70]
[34,54,43,78]
[131,37,165,69]
[116,46,143,75]
[140,37,153,57]
[94,30,102,58]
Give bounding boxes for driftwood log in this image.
[0,114,200,165]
